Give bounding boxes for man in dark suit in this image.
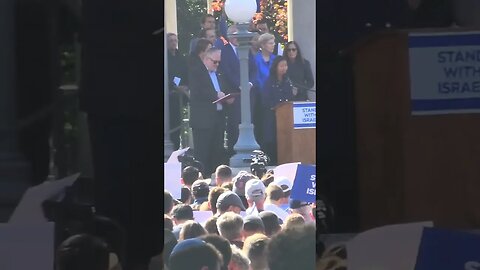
[189,47,234,177]
[219,25,241,157]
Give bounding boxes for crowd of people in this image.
[167,12,315,175]
[162,163,318,270]
[52,163,327,270]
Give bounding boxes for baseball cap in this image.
[191,180,210,197]
[170,238,207,258]
[171,204,194,220]
[245,179,266,200]
[233,171,256,196]
[273,176,292,192]
[289,199,310,209]
[216,191,246,211]
[243,215,265,230]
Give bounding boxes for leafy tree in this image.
[176,0,208,57]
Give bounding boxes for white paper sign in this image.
[0,222,54,270]
[193,211,213,224]
[9,173,80,224]
[164,163,182,199]
[274,162,300,184]
[167,147,190,164]
[347,221,434,270]
[409,32,480,115]
[293,102,315,129]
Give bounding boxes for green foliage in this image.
[176,0,208,57]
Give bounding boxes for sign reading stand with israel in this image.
[290,164,316,203]
[409,32,480,115]
[293,102,315,129]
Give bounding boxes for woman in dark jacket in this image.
[261,56,294,165]
[285,41,314,101]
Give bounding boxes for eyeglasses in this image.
[209,58,220,65]
[286,48,297,52]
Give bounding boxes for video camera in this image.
[177,149,203,172]
[249,150,269,179]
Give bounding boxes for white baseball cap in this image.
[273,176,292,192]
[245,179,266,200]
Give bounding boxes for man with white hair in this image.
[189,47,235,176]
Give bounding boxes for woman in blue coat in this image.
[261,56,295,165]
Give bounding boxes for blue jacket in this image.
[219,43,240,91]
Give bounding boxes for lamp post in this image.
[225,0,260,167]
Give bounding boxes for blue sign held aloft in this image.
[415,227,480,270]
[290,164,316,203]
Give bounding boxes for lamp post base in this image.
[229,123,259,167]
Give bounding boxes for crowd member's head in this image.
[165,214,174,231]
[269,56,288,83]
[273,176,292,201]
[259,211,282,237]
[267,224,316,270]
[221,182,233,191]
[203,47,222,73]
[266,183,286,206]
[200,234,233,270]
[215,165,233,186]
[169,238,223,270]
[200,28,217,44]
[226,25,239,47]
[245,179,266,211]
[289,200,315,223]
[165,190,174,215]
[171,204,194,225]
[182,166,200,187]
[201,14,216,30]
[243,234,269,270]
[205,215,220,235]
[192,180,210,203]
[233,171,256,209]
[285,40,305,64]
[283,213,305,229]
[179,220,208,240]
[208,187,227,214]
[261,171,274,187]
[167,32,178,52]
[258,33,275,55]
[164,229,178,267]
[56,234,109,270]
[256,19,270,34]
[216,191,246,215]
[249,33,261,54]
[217,212,244,243]
[229,245,250,270]
[192,38,213,61]
[242,215,265,239]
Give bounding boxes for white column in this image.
[288,0,316,101]
[166,0,178,34]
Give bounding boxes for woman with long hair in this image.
[285,41,314,101]
[261,56,294,164]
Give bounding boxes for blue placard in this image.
[290,164,316,203]
[415,227,480,270]
[409,32,480,115]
